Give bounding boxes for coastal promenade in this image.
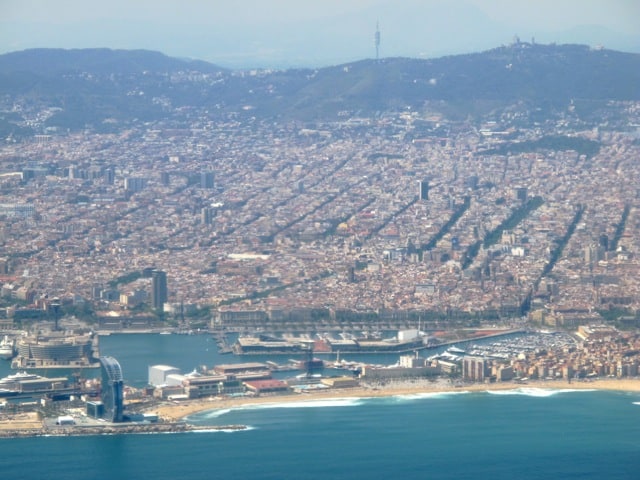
[147,377,640,422]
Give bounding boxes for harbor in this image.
[0,327,639,441]
[230,328,526,355]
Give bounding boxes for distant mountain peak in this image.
[0,48,227,76]
[0,44,638,134]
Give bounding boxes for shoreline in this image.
[1,377,638,438]
[147,377,640,422]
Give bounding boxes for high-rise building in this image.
[201,171,215,189]
[599,234,609,250]
[151,270,168,310]
[201,207,215,225]
[462,356,487,382]
[0,203,35,218]
[104,168,115,185]
[124,177,147,192]
[419,180,429,201]
[91,284,103,300]
[99,356,124,422]
[348,265,356,283]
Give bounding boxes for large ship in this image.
[0,371,72,398]
[0,335,14,360]
[0,371,41,385]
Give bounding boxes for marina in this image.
[233,328,449,355]
[0,328,638,452]
[463,331,577,360]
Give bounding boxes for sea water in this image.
[1,334,639,479]
[0,389,639,479]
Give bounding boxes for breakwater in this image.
[0,422,247,438]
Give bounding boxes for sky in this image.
[1,0,639,68]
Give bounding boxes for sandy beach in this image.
[146,377,640,422]
[0,412,42,431]
[0,378,637,434]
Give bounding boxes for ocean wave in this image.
[192,426,255,433]
[247,398,364,410]
[391,391,471,401]
[632,402,640,406]
[196,398,364,419]
[193,408,232,420]
[486,388,596,397]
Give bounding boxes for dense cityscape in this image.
[1,0,640,476]
[0,41,640,437]
[1,91,639,333]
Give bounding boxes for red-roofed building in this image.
[243,379,291,396]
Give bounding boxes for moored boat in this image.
[447,345,466,354]
[0,371,42,385]
[0,335,14,360]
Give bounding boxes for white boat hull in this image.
[0,350,14,360]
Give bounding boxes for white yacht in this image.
[0,371,41,385]
[0,335,14,360]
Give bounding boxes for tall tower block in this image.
[151,270,168,310]
[419,180,429,201]
[375,22,381,60]
[201,171,215,189]
[99,356,124,422]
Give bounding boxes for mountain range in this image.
[0,43,639,135]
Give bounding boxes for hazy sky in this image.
[1,0,638,68]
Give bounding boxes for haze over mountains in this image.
[0,42,639,136]
[1,0,639,68]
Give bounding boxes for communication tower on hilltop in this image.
[375,21,381,60]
